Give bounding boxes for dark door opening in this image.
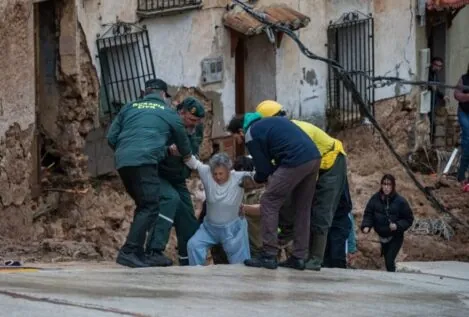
[33,0,60,197]
[234,33,277,157]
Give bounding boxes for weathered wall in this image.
[80,0,330,135]
[0,0,35,208]
[373,0,417,99]
[79,0,417,137]
[446,6,469,112]
[275,0,328,124]
[54,0,100,183]
[325,0,416,101]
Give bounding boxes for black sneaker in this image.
[145,251,173,267]
[279,256,305,271]
[244,254,278,270]
[116,250,149,268]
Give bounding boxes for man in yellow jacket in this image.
[256,100,347,271]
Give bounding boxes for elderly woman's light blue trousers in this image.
[187,217,251,265]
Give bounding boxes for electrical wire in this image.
[231,0,468,226]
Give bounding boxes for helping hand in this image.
[169,144,181,156]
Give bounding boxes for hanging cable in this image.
[231,0,468,226]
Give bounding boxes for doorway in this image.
[33,0,60,196]
[234,33,277,156]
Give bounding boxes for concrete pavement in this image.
[0,262,468,317]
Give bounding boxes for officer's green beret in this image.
[179,97,205,118]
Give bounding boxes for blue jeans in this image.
[458,110,469,182]
[187,218,250,265]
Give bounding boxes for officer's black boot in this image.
[244,253,278,270]
[145,250,173,267]
[279,256,305,270]
[116,249,149,268]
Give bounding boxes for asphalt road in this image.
[0,262,468,317]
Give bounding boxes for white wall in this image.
[77,0,418,135]
[372,0,416,99]
[446,6,469,112]
[325,0,417,101]
[0,0,35,137]
[144,8,235,134]
[275,0,328,122]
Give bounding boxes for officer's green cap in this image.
[179,97,205,118]
[145,78,171,98]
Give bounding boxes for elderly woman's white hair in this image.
[208,152,233,171]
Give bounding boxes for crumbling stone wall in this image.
[0,0,35,213]
[0,0,99,244]
[53,0,99,185]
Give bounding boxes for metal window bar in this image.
[138,0,202,11]
[97,29,156,122]
[326,13,375,129]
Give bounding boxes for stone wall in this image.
[0,0,35,211]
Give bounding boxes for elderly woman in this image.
[185,153,253,265]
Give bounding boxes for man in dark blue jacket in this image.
[227,113,321,270]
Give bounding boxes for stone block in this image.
[434,125,446,137]
[433,137,446,148]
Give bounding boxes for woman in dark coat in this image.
[361,174,414,272]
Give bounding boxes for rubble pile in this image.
[339,96,469,270]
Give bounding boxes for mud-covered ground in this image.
[0,98,468,269]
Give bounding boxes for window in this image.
[137,0,203,16]
[96,25,156,122]
[327,12,375,128]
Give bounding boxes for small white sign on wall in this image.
[420,90,431,114]
[201,57,223,85]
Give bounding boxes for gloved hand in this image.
[185,155,199,170]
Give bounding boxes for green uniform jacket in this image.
[159,123,204,183]
[107,94,192,169]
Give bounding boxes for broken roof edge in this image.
[426,0,469,10]
[222,3,311,37]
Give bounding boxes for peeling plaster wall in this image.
[0,0,35,136]
[79,0,232,137]
[79,0,417,137]
[0,0,35,208]
[372,0,416,99]
[274,0,328,126]
[325,0,417,101]
[143,8,233,138]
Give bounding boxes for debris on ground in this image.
[0,94,468,270]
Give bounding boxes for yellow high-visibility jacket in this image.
[291,120,346,170]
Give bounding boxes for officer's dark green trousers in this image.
[146,178,199,263]
[118,165,160,255]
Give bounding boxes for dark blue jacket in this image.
[243,113,321,183]
[361,191,414,238]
